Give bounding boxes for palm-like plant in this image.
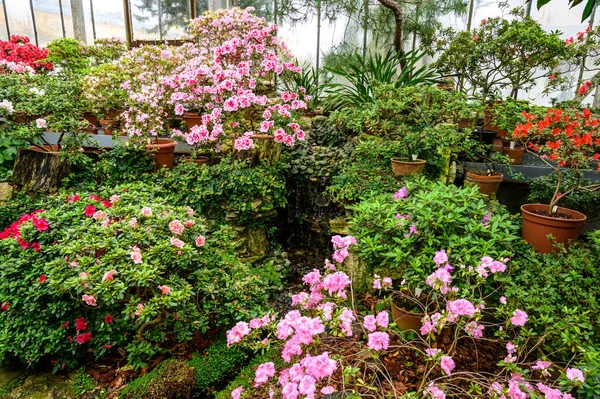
[324,49,442,110]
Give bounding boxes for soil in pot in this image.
[391,300,425,332]
[390,158,427,176]
[521,204,586,253]
[464,171,503,196]
[503,146,525,165]
[146,138,178,169]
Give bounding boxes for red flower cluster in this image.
[578,80,593,96]
[0,35,52,71]
[513,108,600,170]
[0,210,48,250]
[73,317,92,344]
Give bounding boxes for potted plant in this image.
[432,8,568,100]
[460,138,511,196]
[513,107,600,253]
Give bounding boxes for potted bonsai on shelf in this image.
[459,138,511,197]
[513,107,600,253]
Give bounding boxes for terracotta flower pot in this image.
[503,145,525,165]
[28,144,60,153]
[99,119,120,135]
[390,158,427,176]
[391,301,424,332]
[464,171,503,196]
[184,155,210,165]
[521,204,586,253]
[182,112,203,130]
[146,138,178,169]
[83,112,99,133]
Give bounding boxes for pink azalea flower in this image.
[510,309,528,326]
[500,296,507,304]
[102,270,117,281]
[433,250,448,266]
[195,236,206,247]
[425,348,441,357]
[566,367,585,382]
[367,331,389,351]
[231,387,244,399]
[130,247,143,264]
[425,384,446,399]
[394,186,408,200]
[363,315,377,332]
[226,322,251,346]
[141,207,152,216]
[169,220,185,235]
[376,311,389,328]
[109,195,120,203]
[254,362,276,386]
[440,355,455,375]
[158,285,171,295]
[382,277,392,287]
[170,237,185,248]
[82,294,97,306]
[129,217,138,227]
[35,118,47,129]
[406,223,419,238]
[446,299,477,317]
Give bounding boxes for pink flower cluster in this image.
[331,235,356,264]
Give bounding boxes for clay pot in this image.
[83,112,99,133]
[464,171,503,196]
[521,204,586,253]
[491,137,503,153]
[99,119,120,135]
[185,155,210,165]
[182,112,203,130]
[391,301,424,332]
[503,145,525,165]
[146,138,178,169]
[390,158,427,176]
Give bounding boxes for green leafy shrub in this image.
[187,337,247,391]
[159,158,287,225]
[120,358,195,399]
[0,184,272,370]
[499,241,600,362]
[348,178,519,286]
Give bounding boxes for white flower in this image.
[35,118,47,129]
[0,100,14,115]
[28,87,45,96]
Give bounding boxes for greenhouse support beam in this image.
[123,0,133,43]
[29,0,39,45]
[71,0,87,43]
[58,0,66,37]
[2,0,10,39]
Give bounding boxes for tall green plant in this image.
[324,49,441,109]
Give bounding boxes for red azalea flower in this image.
[1,302,9,311]
[61,321,70,328]
[84,205,96,217]
[75,332,92,344]
[30,242,41,252]
[38,274,47,283]
[75,317,87,331]
[105,315,113,323]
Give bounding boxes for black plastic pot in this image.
[471,129,498,145]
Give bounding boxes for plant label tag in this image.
[487,168,491,174]
[552,205,558,214]
[411,154,418,161]
[415,287,422,298]
[510,141,515,150]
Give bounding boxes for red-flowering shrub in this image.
[0,35,52,72]
[513,108,600,211]
[0,209,48,250]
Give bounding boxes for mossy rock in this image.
[0,183,13,205]
[329,216,349,235]
[119,359,195,399]
[5,374,75,399]
[337,252,368,292]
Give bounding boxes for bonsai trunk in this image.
[376,0,405,57]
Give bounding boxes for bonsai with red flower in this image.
[513,107,600,252]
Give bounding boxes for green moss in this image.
[214,348,283,399]
[120,358,195,399]
[69,368,96,397]
[186,338,247,391]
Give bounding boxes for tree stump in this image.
[12,147,71,192]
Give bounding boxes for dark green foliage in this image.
[159,158,287,225]
[120,358,196,399]
[499,241,600,362]
[0,191,42,229]
[187,338,248,391]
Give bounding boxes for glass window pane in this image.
[131,0,189,40]
[88,0,127,41]
[5,1,36,42]
[33,0,69,46]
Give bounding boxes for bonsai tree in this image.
[432,8,568,100]
[513,107,600,214]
